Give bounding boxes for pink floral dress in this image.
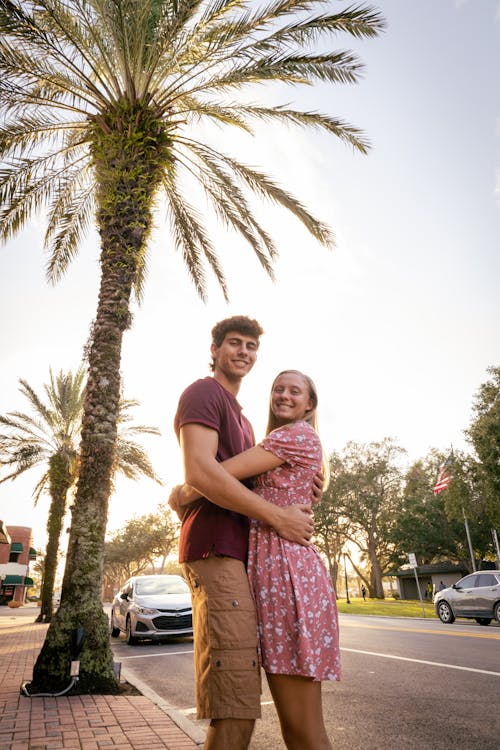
[247,420,341,681]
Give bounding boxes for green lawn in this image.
[336,596,437,618]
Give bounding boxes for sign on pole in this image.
[408,552,425,617]
[408,552,417,568]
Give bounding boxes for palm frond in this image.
[177,95,254,133]
[0,0,116,104]
[163,171,229,301]
[0,149,90,243]
[234,5,385,52]
[0,116,87,160]
[228,104,370,152]
[176,138,278,275]
[114,438,162,483]
[178,139,334,248]
[0,443,47,483]
[44,178,95,284]
[32,470,50,505]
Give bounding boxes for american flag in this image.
[433,456,453,495]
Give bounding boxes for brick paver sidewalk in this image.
[0,609,199,749]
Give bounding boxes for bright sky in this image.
[1,0,499,553]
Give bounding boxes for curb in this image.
[121,664,207,747]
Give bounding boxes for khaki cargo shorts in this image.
[183,555,261,720]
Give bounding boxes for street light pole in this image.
[343,552,350,604]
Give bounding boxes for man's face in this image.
[211,331,259,381]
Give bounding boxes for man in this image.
[169,315,314,750]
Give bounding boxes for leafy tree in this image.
[29,548,46,599]
[326,439,406,598]
[388,456,477,570]
[466,366,500,527]
[442,451,497,564]
[0,0,384,691]
[313,477,354,592]
[104,504,179,590]
[0,369,162,626]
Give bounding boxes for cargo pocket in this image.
[210,649,262,717]
[208,594,257,650]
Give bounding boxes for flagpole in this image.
[462,507,476,572]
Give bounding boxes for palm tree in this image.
[0,370,161,625]
[0,0,385,691]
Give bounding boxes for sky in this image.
[1,0,499,553]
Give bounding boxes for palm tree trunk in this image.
[36,456,72,623]
[28,104,167,693]
[28,246,134,691]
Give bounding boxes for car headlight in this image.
[133,606,158,615]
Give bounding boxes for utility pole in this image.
[343,552,350,604]
[463,508,476,571]
[492,529,500,569]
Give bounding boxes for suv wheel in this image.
[474,617,491,626]
[437,600,455,624]
[494,602,500,624]
[126,617,138,645]
[110,613,120,637]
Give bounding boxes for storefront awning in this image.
[10,542,23,552]
[29,548,37,559]
[2,574,23,585]
[1,575,33,586]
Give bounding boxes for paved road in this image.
[110,614,500,750]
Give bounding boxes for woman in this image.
[174,370,340,750]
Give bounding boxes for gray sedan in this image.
[110,574,193,644]
[434,570,500,625]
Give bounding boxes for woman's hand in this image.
[168,483,199,520]
[273,504,314,546]
[311,470,325,505]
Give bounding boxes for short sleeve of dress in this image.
[259,421,322,470]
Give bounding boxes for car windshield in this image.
[135,577,189,596]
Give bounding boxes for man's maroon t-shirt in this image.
[174,377,255,563]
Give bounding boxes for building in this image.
[389,561,470,600]
[0,520,10,545]
[0,525,37,605]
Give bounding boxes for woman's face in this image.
[271,372,313,426]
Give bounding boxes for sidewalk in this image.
[0,607,202,749]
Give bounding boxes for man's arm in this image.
[178,422,313,545]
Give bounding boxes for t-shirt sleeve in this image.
[259,423,321,469]
[176,380,222,434]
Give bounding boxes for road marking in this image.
[341,621,500,640]
[341,647,500,677]
[117,649,194,660]
[182,699,275,715]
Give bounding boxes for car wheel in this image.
[474,617,491,626]
[110,613,120,638]
[494,602,500,624]
[437,600,455,624]
[126,617,138,645]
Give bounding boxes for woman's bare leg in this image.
[266,672,332,750]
